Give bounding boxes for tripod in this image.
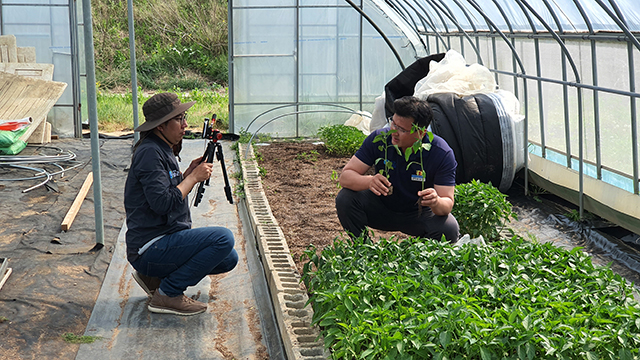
[194,137,233,207]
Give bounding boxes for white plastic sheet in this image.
[369,93,387,132]
[344,111,372,135]
[414,50,497,99]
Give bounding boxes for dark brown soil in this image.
[256,142,405,274]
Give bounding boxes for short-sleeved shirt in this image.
[124,133,191,263]
[355,128,457,213]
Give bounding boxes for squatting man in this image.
[336,96,460,242]
[124,92,238,316]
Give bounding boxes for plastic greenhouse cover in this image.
[370,0,427,58]
[598,0,640,31]
[395,0,640,33]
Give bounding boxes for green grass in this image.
[96,87,228,133]
[62,333,102,344]
[93,0,228,89]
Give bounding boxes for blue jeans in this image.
[131,227,238,297]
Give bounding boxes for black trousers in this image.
[335,188,459,242]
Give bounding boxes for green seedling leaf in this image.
[372,130,399,179]
[480,347,492,360]
[318,124,367,157]
[526,342,536,360]
[396,340,404,353]
[345,297,353,312]
[585,351,598,360]
[508,309,519,323]
[439,331,452,348]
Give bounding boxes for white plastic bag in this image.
[369,93,387,131]
[414,50,497,99]
[344,111,372,135]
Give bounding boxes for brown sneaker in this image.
[148,291,207,316]
[132,271,161,297]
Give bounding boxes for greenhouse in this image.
[3,0,640,359]
[230,0,640,236]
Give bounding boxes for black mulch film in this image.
[0,138,132,359]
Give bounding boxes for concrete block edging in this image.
[239,144,330,360]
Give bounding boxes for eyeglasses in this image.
[171,113,188,125]
[387,117,411,134]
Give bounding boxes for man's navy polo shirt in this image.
[354,128,457,213]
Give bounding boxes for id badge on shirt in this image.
[411,170,425,182]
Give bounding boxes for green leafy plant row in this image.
[452,180,517,241]
[302,235,640,360]
[317,124,367,157]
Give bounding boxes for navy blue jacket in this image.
[124,133,191,262]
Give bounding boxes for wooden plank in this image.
[17,47,36,63]
[0,72,67,120]
[0,35,17,63]
[0,268,13,289]
[0,258,7,278]
[19,116,46,143]
[0,268,12,292]
[45,121,51,143]
[0,258,10,292]
[61,172,93,232]
[0,72,66,144]
[0,63,54,81]
[27,117,46,144]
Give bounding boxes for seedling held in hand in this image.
[373,129,401,195]
[403,123,433,214]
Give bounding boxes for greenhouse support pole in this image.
[82,0,105,247]
[127,0,140,142]
[228,0,235,134]
[294,0,299,137]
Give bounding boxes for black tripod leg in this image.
[204,141,215,186]
[215,143,234,204]
[194,141,215,207]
